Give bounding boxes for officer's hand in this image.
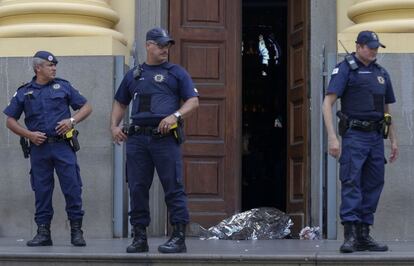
[389,141,399,163]
[328,135,341,159]
[158,115,177,135]
[29,131,47,146]
[55,119,72,135]
[111,126,127,145]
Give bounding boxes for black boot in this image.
[27,224,53,246]
[158,224,187,253]
[126,225,149,253]
[340,222,357,253]
[356,223,388,251]
[70,219,86,246]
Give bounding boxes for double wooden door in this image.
[169,0,309,234]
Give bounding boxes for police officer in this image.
[110,27,199,253]
[322,31,398,253]
[3,51,92,247]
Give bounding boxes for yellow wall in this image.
[0,0,134,62]
[337,0,414,53]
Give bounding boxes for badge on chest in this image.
[153,74,165,83]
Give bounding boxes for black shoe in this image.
[158,224,187,253]
[356,223,388,252]
[70,219,86,247]
[27,224,53,247]
[340,222,356,253]
[126,225,149,253]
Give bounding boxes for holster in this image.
[20,136,30,158]
[63,129,80,152]
[336,111,349,136]
[381,113,392,139]
[172,119,185,145]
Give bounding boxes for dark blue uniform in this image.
[3,77,87,225]
[327,53,395,225]
[115,62,198,227]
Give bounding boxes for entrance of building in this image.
[241,0,287,212]
[169,0,309,235]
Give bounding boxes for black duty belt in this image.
[127,125,172,138]
[46,136,65,143]
[127,125,157,136]
[348,119,382,132]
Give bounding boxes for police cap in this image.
[33,51,58,64]
[146,27,175,46]
[356,31,386,49]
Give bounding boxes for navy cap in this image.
[356,31,386,49]
[33,50,58,64]
[146,27,175,45]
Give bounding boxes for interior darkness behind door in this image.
[242,0,287,212]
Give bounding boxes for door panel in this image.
[169,0,241,227]
[287,0,309,236]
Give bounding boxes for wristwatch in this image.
[69,117,77,127]
[173,111,182,120]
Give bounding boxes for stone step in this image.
[0,238,413,266]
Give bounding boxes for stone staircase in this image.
[0,237,413,266]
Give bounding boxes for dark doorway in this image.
[242,0,288,212]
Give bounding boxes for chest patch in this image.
[154,74,165,83]
[377,76,385,84]
[53,83,61,89]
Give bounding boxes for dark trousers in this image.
[126,134,189,226]
[339,129,385,225]
[30,141,84,225]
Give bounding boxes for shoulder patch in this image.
[332,67,339,75]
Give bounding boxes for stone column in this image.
[345,0,414,32]
[0,0,125,44]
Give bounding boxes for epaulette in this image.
[374,62,387,75]
[162,62,176,70]
[54,77,70,84]
[17,82,30,90]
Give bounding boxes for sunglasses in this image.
[148,41,172,49]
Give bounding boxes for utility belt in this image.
[336,111,391,138]
[348,119,382,132]
[123,121,185,144]
[46,135,65,143]
[21,129,80,158]
[123,125,171,138]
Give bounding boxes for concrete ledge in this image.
[0,238,414,266]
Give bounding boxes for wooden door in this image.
[169,0,242,227]
[286,0,309,235]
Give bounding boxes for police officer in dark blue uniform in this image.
[3,51,92,247]
[110,27,199,253]
[323,31,398,253]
